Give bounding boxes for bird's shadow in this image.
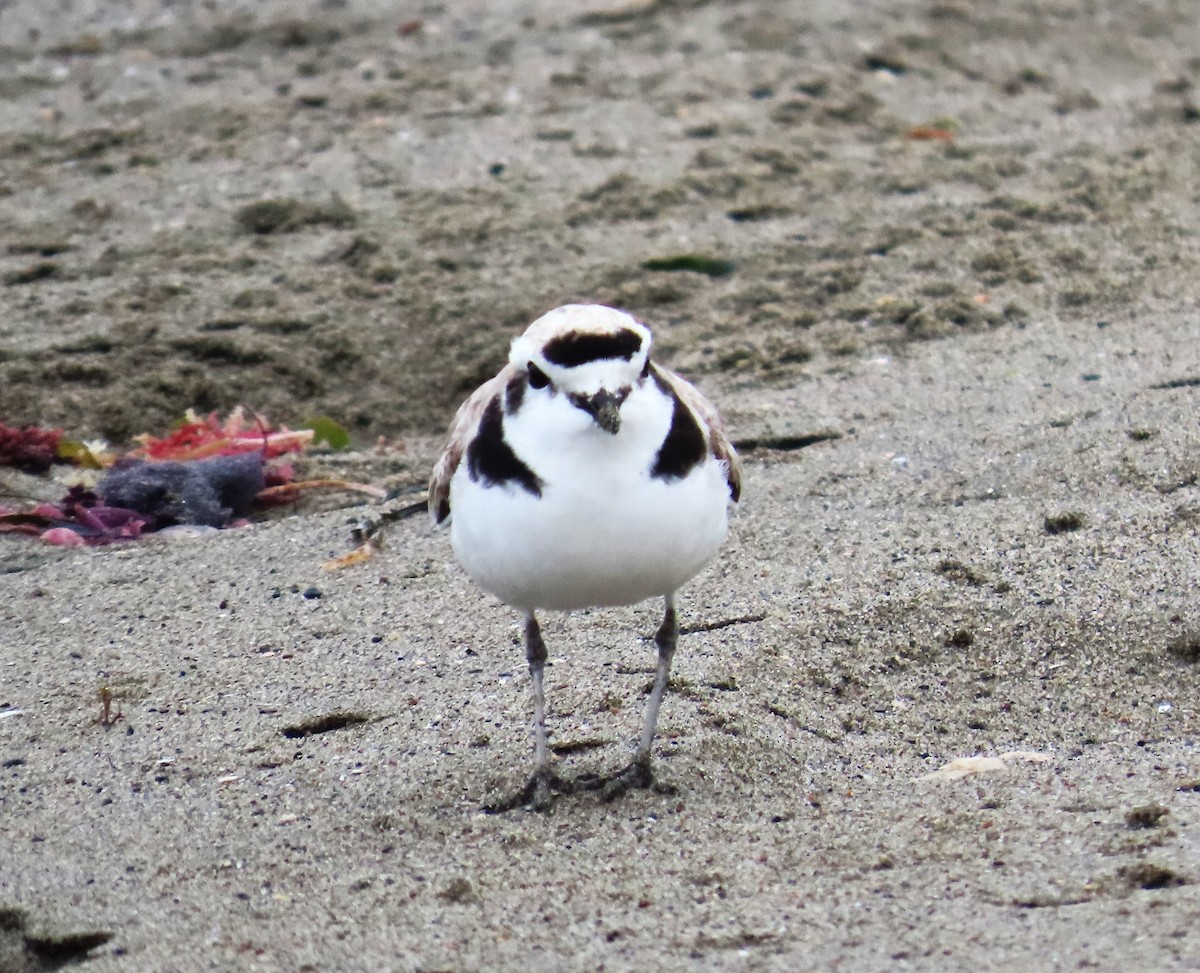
[482,761,677,814]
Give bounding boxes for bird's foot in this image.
[600,756,677,803]
[483,766,577,814]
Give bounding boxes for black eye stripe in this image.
[542,328,644,367]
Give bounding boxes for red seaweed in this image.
[0,423,64,473]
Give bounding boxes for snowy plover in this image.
[430,304,741,810]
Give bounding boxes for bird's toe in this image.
[600,757,676,802]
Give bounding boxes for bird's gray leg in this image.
[602,595,680,801]
[637,598,678,763]
[485,611,568,813]
[526,612,552,788]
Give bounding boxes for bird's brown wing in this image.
[428,365,517,526]
[654,365,743,503]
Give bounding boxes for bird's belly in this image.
[449,463,729,611]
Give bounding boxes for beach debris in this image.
[130,406,313,461]
[98,685,123,726]
[57,437,116,469]
[322,542,379,571]
[259,477,386,507]
[0,486,151,546]
[0,422,63,473]
[322,489,427,570]
[97,452,267,528]
[905,124,956,142]
[305,415,353,451]
[0,408,363,545]
[919,750,1052,782]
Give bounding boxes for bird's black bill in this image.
[571,389,624,434]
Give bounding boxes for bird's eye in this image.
[528,362,550,389]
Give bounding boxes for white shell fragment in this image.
[918,751,1052,782]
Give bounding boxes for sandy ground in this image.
[3,0,1200,969]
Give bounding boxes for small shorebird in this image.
[430,304,741,810]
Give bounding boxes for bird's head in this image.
[509,304,652,435]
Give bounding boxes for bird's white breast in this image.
[448,381,730,611]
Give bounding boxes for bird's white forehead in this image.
[509,304,652,367]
